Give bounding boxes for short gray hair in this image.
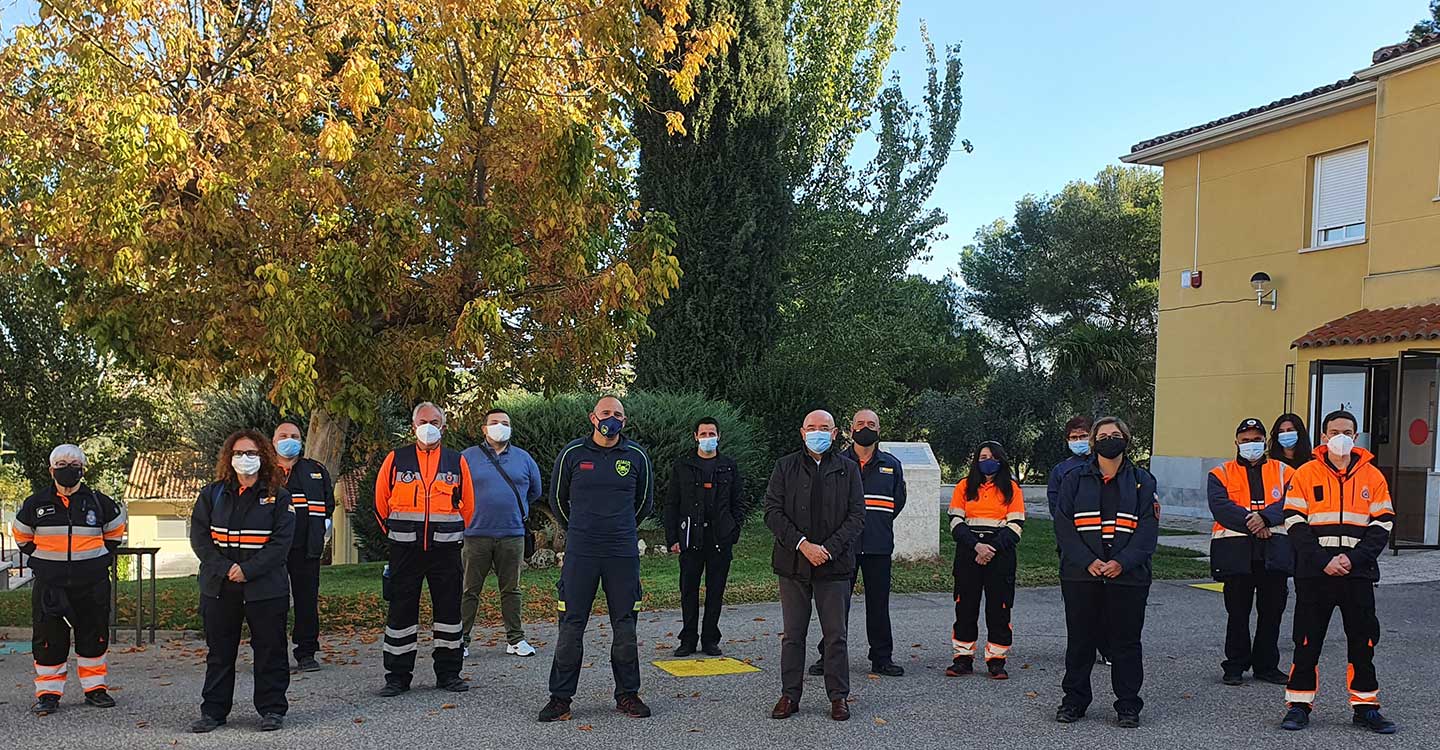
[412,401,446,426]
[1091,416,1132,445]
[49,444,87,467]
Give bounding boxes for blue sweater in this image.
[460,443,543,538]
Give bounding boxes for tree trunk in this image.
[306,407,351,506]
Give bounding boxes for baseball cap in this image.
[1235,418,1266,437]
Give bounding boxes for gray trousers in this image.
[779,575,850,701]
[460,535,526,645]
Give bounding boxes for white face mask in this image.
[416,423,443,445]
[1238,441,1266,461]
[485,423,512,443]
[1327,433,1355,457]
[231,454,262,477]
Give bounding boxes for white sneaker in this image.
[463,645,471,659]
[506,640,537,657]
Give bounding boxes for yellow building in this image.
[123,451,362,577]
[1122,35,1440,548]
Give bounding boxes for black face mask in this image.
[852,427,879,447]
[1095,436,1127,459]
[53,465,84,488]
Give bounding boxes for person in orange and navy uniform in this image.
[189,429,295,734]
[12,444,126,716]
[946,441,1024,680]
[374,402,476,697]
[1053,417,1158,729]
[1207,418,1293,687]
[272,419,335,673]
[1280,409,1398,735]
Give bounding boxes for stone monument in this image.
[879,441,941,561]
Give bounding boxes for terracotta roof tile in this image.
[1372,32,1440,64]
[1292,303,1440,349]
[1129,77,1362,154]
[123,451,209,501]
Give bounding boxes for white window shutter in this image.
[1314,145,1368,232]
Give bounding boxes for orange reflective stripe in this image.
[211,532,271,545]
[103,523,127,540]
[77,663,107,679]
[1074,517,1103,527]
[865,499,896,509]
[70,535,105,552]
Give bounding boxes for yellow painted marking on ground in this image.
[1190,582,1225,592]
[652,657,761,677]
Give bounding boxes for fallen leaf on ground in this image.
[578,724,594,731]
[442,703,457,709]
[874,718,888,726]
[752,617,765,622]
[353,718,365,724]
[1024,691,1039,699]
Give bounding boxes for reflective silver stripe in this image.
[1212,528,1249,540]
[433,621,462,634]
[1005,511,1026,521]
[382,642,418,655]
[79,673,106,690]
[32,548,108,561]
[1316,535,1359,548]
[11,519,34,534]
[432,531,464,543]
[1073,511,1101,518]
[863,494,894,502]
[430,513,464,523]
[209,526,273,536]
[1005,521,1024,538]
[1308,512,1341,524]
[964,518,1005,528]
[103,507,127,532]
[36,526,100,536]
[1370,520,1394,531]
[949,516,964,530]
[386,625,418,639]
[1340,511,1370,525]
[388,530,418,542]
[387,511,427,522]
[865,506,894,514]
[433,637,462,650]
[1267,526,1288,535]
[1284,497,1307,511]
[1116,512,1138,520]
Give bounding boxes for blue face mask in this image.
[977,459,1001,476]
[1277,431,1299,449]
[804,430,833,454]
[1068,439,1091,457]
[1238,441,1266,462]
[596,415,625,438]
[698,437,719,454]
[275,438,303,459]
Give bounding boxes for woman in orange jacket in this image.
[946,441,1025,679]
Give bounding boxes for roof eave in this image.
[1358,38,1440,80]
[1120,81,1377,166]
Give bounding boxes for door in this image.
[1393,350,1440,549]
[1310,360,1372,446]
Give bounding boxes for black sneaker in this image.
[873,662,905,677]
[377,683,409,698]
[31,695,60,716]
[438,677,470,693]
[191,716,227,733]
[986,659,1008,680]
[84,689,117,708]
[1254,668,1289,685]
[295,656,322,672]
[945,656,973,677]
[1055,705,1085,723]
[538,696,572,723]
[673,643,697,658]
[1281,705,1310,731]
[259,714,285,732]
[616,693,652,718]
[1116,711,1141,728]
[808,660,825,676]
[701,644,723,657]
[1222,669,1244,686]
[1353,708,1397,734]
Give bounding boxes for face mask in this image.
[53,465,84,488]
[1327,433,1354,456]
[231,454,262,476]
[1068,439,1091,457]
[275,438,303,459]
[1277,431,1299,449]
[804,430,833,454]
[698,437,719,453]
[852,427,879,447]
[1095,436,1127,459]
[977,459,1001,476]
[1238,441,1266,461]
[486,423,513,443]
[415,423,442,445]
[596,416,625,438]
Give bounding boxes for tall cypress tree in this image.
[633,0,791,399]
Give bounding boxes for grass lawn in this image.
[0,517,1208,632]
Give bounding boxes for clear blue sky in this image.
[2,0,1424,280]
[888,0,1421,278]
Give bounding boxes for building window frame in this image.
[1308,143,1369,250]
[155,515,189,540]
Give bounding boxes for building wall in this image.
[124,500,200,577]
[1151,61,1440,513]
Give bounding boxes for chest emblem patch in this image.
[616,459,632,477]
[85,509,97,526]
[880,467,894,474]
[1361,486,1371,500]
[1272,487,1281,499]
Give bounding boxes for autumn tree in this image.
[0,0,730,467]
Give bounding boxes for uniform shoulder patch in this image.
[310,473,324,479]
[879,466,895,474]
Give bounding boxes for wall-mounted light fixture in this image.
[1250,272,1277,310]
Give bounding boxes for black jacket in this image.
[664,452,744,552]
[191,480,295,602]
[844,446,907,555]
[284,457,335,559]
[1054,457,1160,587]
[13,485,125,586]
[763,450,865,581]
[1206,458,1293,579]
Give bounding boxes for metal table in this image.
[110,547,160,645]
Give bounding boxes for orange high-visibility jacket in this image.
[375,444,476,550]
[948,479,1025,550]
[1282,446,1392,580]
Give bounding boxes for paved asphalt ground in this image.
[1,579,1435,749]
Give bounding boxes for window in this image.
[155,516,189,540]
[1311,144,1368,248]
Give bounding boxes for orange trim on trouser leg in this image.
[77,654,108,693]
[34,661,67,698]
[952,639,976,657]
[984,642,1010,660]
[1347,663,1379,706]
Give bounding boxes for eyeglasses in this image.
[233,450,262,458]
